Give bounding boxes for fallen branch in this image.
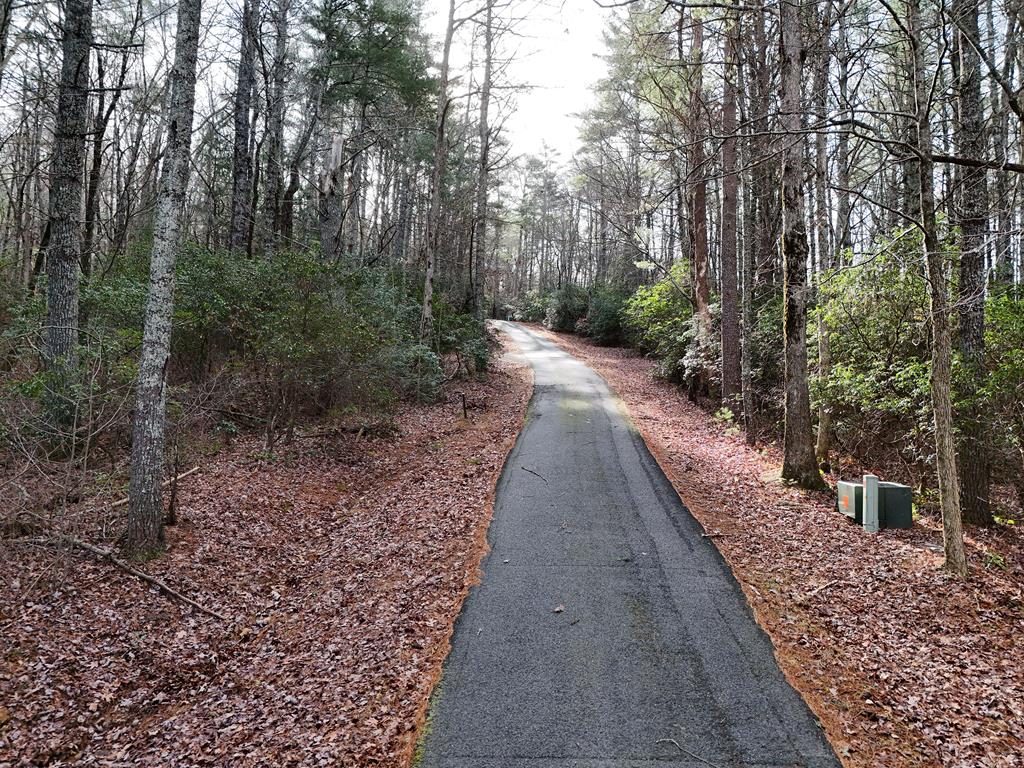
[101,466,200,511]
[29,530,227,621]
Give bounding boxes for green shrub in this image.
[543,285,589,332]
[2,247,488,455]
[622,263,693,380]
[584,289,628,346]
[509,291,546,322]
[433,308,489,375]
[383,343,443,403]
[814,239,932,467]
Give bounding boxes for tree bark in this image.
[228,0,256,255]
[720,4,741,413]
[779,0,824,490]
[952,0,992,526]
[686,14,710,321]
[471,0,494,320]
[421,0,456,342]
[814,4,834,467]
[908,0,968,577]
[261,0,289,253]
[44,0,93,420]
[124,0,203,558]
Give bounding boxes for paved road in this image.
[416,322,840,768]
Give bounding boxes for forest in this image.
[1,0,1023,765]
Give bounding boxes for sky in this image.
[422,0,612,162]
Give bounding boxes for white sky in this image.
[422,0,611,162]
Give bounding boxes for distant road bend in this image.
[417,321,841,768]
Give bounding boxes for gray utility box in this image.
[837,480,863,523]
[836,478,913,529]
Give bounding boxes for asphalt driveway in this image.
[415,322,840,768]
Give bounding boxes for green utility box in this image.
[836,478,913,529]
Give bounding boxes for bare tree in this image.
[44,0,93,421]
[720,3,741,413]
[124,0,204,557]
[952,0,992,526]
[471,0,495,319]
[779,0,824,490]
[421,0,457,341]
[908,0,968,577]
[228,0,256,255]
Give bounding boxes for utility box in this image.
[877,481,913,529]
[837,480,863,523]
[837,478,913,530]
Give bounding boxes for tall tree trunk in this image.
[421,0,456,341]
[953,0,992,526]
[739,45,756,445]
[814,4,834,466]
[44,0,93,421]
[989,3,1014,285]
[262,0,289,252]
[720,4,741,412]
[471,0,494,319]
[686,14,710,320]
[779,0,824,490]
[124,0,203,558]
[909,0,968,577]
[228,0,255,255]
[342,102,369,261]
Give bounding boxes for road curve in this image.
[416,321,840,768]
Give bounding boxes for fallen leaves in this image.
[0,336,532,767]
[542,327,1024,768]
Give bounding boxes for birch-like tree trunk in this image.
[124,0,203,557]
[813,4,833,466]
[779,0,824,490]
[739,48,756,445]
[44,0,93,421]
[909,0,968,577]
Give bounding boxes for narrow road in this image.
[417,322,840,768]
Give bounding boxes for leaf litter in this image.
[1,335,532,767]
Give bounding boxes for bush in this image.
[543,285,589,332]
[2,247,488,456]
[622,263,694,381]
[584,289,628,346]
[814,238,932,471]
[433,307,490,375]
[509,291,546,322]
[981,290,1024,503]
[383,343,443,403]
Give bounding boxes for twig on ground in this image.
[520,466,548,483]
[797,579,840,603]
[655,738,724,768]
[28,531,227,621]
